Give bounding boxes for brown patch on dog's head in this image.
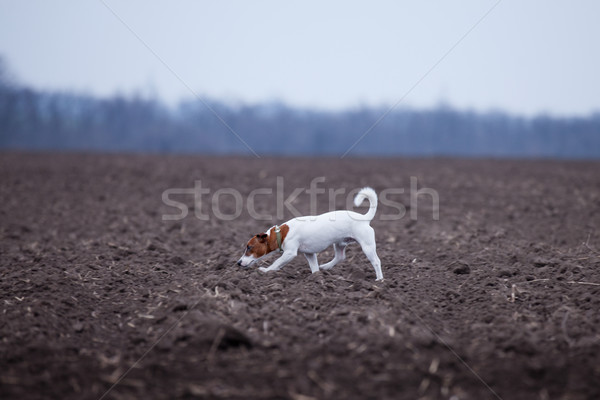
[244,233,270,258]
[244,225,289,257]
[238,225,290,268]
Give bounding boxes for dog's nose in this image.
[237,260,242,266]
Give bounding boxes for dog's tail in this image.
[354,187,378,221]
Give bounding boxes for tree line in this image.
[1,69,599,158]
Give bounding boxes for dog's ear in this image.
[257,233,268,241]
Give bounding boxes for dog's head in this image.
[237,233,270,268]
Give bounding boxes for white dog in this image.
[237,187,383,281]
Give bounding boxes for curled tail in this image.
[353,187,378,221]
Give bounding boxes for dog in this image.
[237,187,383,281]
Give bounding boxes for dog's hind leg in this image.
[320,243,346,271]
[304,253,320,274]
[355,227,384,281]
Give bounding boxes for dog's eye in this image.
[246,245,251,251]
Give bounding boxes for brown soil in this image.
[1,153,600,400]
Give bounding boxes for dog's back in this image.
[282,188,378,254]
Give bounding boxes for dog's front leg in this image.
[259,249,297,273]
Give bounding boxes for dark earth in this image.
[1,153,600,400]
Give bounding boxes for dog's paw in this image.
[259,267,269,273]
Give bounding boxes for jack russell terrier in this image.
[237,187,383,281]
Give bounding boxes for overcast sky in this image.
[1,1,599,116]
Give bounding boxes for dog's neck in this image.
[267,224,289,253]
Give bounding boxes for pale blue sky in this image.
[1,1,599,116]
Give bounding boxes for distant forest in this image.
[1,68,599,158]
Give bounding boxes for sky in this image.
[0,1,599,117]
